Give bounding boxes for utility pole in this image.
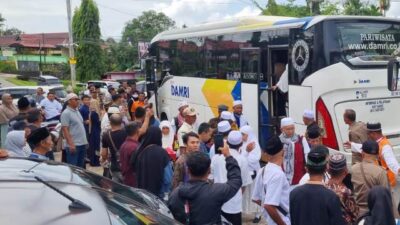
[66,0,76,87]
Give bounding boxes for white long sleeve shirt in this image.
[276,66,288,93]
[211,149,252,214]
[350,139,400,174]
[240,142,261,174]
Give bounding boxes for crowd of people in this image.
[0,80,399,225]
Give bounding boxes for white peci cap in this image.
[281,117,294,127]
[233,100,242,107]
[178,101,189,109]
[218,121,231,133]
[303,109,315,119]
[107,106,121,114]
[228,130,242,145]
[220,111,233,120]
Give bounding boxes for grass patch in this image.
[5,77,37,86]
[61,80,71,87]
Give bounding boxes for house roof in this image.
[0,32,69,49]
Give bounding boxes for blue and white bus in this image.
[146,15,400,157]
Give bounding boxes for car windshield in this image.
[334,21,400,66]
[47,79,61,85]
[0,89,36,99]
[97,190,179,225]
[88,82,107,88]
[51,88,67,98]
[69,167,157,208]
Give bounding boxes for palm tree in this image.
[379,0,390,15]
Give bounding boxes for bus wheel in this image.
[160,112,168,121]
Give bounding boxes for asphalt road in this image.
[0,73,17,87]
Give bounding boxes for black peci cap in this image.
[27,127,50,147]
[367,122,382,132]
[217,104,228,112]
[307,128,320,139]
[307,145,328,167]
[264,136,283,155]
[362,140,379,155]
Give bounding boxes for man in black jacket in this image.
[168,143,242,225]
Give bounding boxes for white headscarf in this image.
[5,130,27,157]
[159,120,175,150]
[240,125,261,172]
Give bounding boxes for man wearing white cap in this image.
[279,117,310,186]
[173,101,189,133]
[209,120,232,159]
[211,130,252,225]
[177,106,197,152]
[60,93,88,168]
[220,111,238,130]
[232,100,248,128]
[302,109,319,135]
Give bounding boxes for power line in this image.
[96,3,140,17]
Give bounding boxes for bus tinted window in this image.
[180,38,205,77]
[217,34,241,81]
[328,21,400,67]
[205,36,218,78]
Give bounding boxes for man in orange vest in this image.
[347,122,399,187]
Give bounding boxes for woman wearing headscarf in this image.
[160,120,175,150]
[88,99,101,166]
[5,130,27,157]
[0,93,19,147]
[240,125,262,222]
[160,120,177,161]
[131,126,173,199]
[326,153,359,225]
[356,186,396,225]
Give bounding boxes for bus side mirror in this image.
[387,59,399,91]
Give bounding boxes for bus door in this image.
[239,48,266,147]
[288,28,313,134]
[266,45,289,137]
[144,57,159,116]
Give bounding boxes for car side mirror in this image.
[387,59,399,91]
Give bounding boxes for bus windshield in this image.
[334,21,400,66]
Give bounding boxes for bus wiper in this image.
[34,176,92,211]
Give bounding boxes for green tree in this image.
[262,0,311,17]
[72,8,81,42]
[0,13,4,29]
[320,2,341,15]
[343,0,380,15]
[119,10,175,70]
[2,27,23,36]
[379,0,390,15]
[73,0,105,81]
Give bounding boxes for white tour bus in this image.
[145,15,400,157]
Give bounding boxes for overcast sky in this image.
[0,0,273,39]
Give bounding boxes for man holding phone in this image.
[209,121,231,158]
[168,143,243,225]
[211,130,252,225]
